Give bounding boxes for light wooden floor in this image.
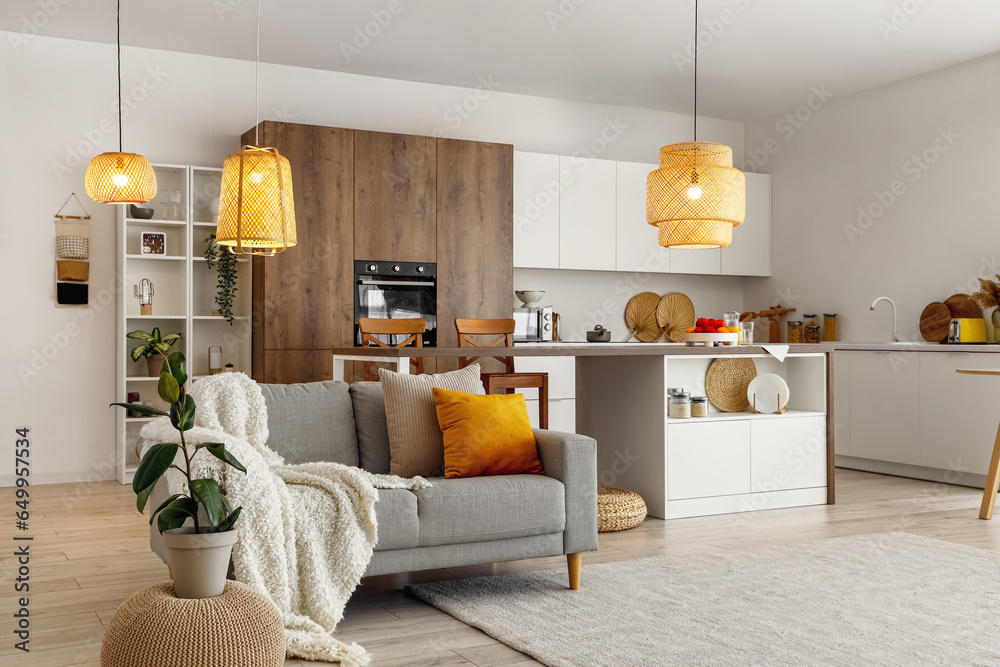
[6,469,1000,666]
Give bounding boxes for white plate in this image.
[747,373,790,413]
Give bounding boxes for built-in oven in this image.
[354,260,437,346]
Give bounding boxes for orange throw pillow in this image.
[432,387,544,479]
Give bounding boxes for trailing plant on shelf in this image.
[112,351,246,535]
[204,232,239,324]
[128,327,182,376]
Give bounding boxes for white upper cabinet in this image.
[615,160,669,273]
[513,151,561,269]
[669,247,722,275]
[721,172,771,277]
[558,156,617,271]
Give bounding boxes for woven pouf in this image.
[597,487,647,532]
[100,581,285,667]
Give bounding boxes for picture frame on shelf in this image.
[141,231,166,255]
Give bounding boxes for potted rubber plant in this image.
[204,232,239,324]
[128,327,182,376]
[112,351,246,599]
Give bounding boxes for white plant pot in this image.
[162,527,238,599]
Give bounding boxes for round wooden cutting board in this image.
[944,294,984,319]
[920,302,951,342]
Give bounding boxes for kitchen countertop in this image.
[332,342,833,357]
[831,342,1000,352]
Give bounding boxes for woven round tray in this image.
[655,292,696,342]
[101,581,286,667]
[705,357,758,412]
[597,487,647,532]
[624,292,664,342]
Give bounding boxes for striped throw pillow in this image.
[379,364,485,477]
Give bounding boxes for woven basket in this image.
[705,357,758,412]
[100,581,286,667]
[597,487,647,532]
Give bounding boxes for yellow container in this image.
[950,318,987,343]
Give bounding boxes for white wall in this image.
[742,52,1000,343]
[1,32,744,484]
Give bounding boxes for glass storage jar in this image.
[787,321,804,343]
[669,392,691,419]
[805,325,821,343]
[691,396,709,417]
[824,314,838,341]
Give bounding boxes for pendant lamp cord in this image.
[254,0,261,147]
[693,0,698,143]
[117,0,122,152]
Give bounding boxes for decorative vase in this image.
[162,528,239,599]
[146,354,166,377]
[992,309,1000,343]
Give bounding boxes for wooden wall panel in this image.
[435,138,514,374]
[355,131,436,262]
[247,122,355,382]
[262,350,334,384]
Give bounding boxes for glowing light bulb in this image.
[687,186,702,200]
[112,173,129,187]
[249,172,264,184]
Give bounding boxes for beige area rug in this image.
[407,533,1000,666]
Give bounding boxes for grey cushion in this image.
[349,382,391,474]
[260,381,359,466]
[373,489,419,551]
[413,475,566,547]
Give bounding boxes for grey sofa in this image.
[149,380,598,588]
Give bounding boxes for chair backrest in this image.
[455,318,516,373]
[358,317,426,349]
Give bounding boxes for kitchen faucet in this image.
[870,297,900,342]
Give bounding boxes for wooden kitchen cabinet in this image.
[244,123,355,382]
[354,131,436,262]
[558,156,616,271]
[436,138,514,373]
[721,172,771,277]
[848,351,920,465]
[918,353,999,474]
[262,350,334,384]
[513,151,560,269]
[615,160,669,273]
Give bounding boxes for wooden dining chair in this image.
[454,318,549,429]
[358,317,426,382]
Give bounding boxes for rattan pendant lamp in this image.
[84,0,157,204]
[215,0,296,256]
[646,0,745,249]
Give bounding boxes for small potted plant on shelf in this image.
[128,327,182,376]
[204,232,239,324]
[112,351,246,599]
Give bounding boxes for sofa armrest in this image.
[534,429,598,555]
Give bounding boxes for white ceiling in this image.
[4,0,1000,121]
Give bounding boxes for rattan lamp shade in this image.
[646,142,745,249]
[217,146,297,255]
[85,152,157,204]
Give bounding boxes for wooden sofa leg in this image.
[567,553,582,590]
[168,567,173,581]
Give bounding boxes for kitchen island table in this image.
[332,343,835,519]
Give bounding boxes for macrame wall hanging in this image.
[54,193,92,306]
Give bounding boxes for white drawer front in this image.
[524,398,576,432]
[667,421,750,500]
[750,416,827,492]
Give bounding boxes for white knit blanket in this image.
[140,373,431,666]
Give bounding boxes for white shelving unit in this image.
[115,164,252,484]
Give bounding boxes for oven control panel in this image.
[356,260,436,278]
